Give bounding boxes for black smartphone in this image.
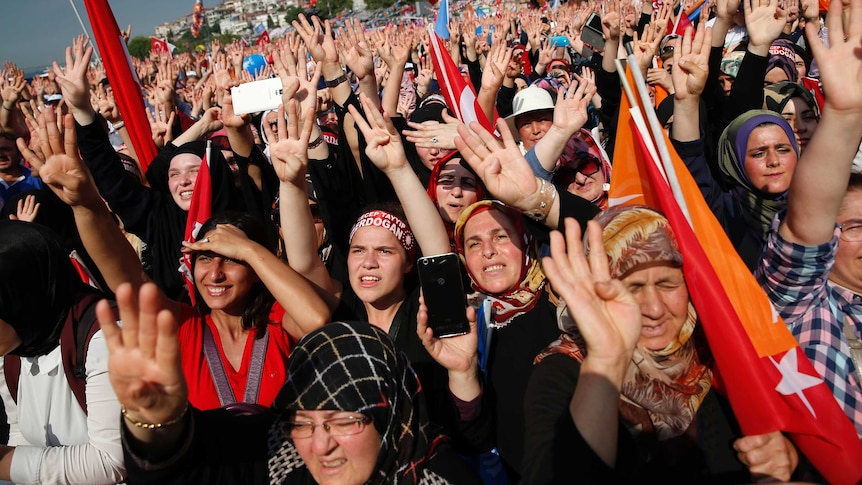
[418,253,470,338]
[581,12,606,51]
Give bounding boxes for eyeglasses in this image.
[280,415,372,439]
[553,158,601,186]
[839,220,862,242]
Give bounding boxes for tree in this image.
[267,14,276,29]
[128,36,152,60]
[284,6,304,24]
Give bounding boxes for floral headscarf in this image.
[535,206,713,440]
[454,201,546,327]
[267,321,451,484]
[553,128,613,210]
[717,110,798,241]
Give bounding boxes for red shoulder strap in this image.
[60,293,117,415]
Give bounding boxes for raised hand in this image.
[633,22,664,74]
[98,283,188,427]
[292,15,339,66]
[348,93,408,173]
[404,111,462,150]
[553,76,597,136]
[52,35,94,115]
[338,19,375,82]
[454,118,541,212]
[480,41,512,91]
[745,0,788,55]
[9,194,40,222]
[807,0,862,114]
[266,100,315,186]
[601,0,623,43]
[672,23,713,103]
[542,219,641,371]
[146,104,176,148]
[17,109,102,208]
[416,295,479,374]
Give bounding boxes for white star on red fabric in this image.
[770,349,823,418]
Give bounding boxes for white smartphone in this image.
[230,77,284,115]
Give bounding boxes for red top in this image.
[178,303,293,410]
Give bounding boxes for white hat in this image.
[506,86,554,142]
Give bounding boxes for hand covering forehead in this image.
[588,205,682,279]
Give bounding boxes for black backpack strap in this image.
[61,294,118,415]
[3,355,20,404]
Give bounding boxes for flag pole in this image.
[624,53,692,226]
[68,0,101,62]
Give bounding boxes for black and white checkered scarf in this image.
[267,321,452,484]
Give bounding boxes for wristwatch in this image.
[324,73,348,88]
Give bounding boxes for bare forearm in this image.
[534,126,576,172]
[386,166,451,255]
[670,98,701,142]
[382,65,406,116]
[781,110,862,245]
[225,125,254,158]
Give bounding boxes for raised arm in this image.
[670,23,713,143]
[542,219,641,467]
[348,93,451,256]
[269,100,343,311]
[779,0,862,245]
[530,80,596,173]
[18,110,182,319]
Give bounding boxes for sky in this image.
[0,0,197,73]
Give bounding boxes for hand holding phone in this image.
[418,253,470,338]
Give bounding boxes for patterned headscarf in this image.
[764,81,821,121]
[454,201,546,327]
[553,129,613,210]
[535,206,712,441]
[766,39,799,84]
[717,110,798,241]
[267,321,450,484]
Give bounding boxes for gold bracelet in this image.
[523,179,557,222]
[121,402,189,430]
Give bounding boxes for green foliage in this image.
[364,0,396,11]
[127,36,152,60]
[284,5,304,24]
[267,14,276,29]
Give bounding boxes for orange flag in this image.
[611,60,862,484]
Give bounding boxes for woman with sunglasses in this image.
[551,129,613,210]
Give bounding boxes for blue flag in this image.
[435,0,450,40]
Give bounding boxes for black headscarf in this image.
[142,141,235,301]
[0,220,91,357]
[267,321,450,485]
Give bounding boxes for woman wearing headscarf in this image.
[0,220,126,484]
[101,297,481,485]
[670,25,799,269]
[521,207,800,483]
[551,129,613,210]
[426,152,484,251]
[763,81,821,152]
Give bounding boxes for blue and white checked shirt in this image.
[757,217,862,440]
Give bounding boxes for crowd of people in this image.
[1,0,861,482]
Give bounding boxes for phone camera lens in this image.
[437,278,445,285]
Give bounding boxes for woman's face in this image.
[193,238,260,314]
[764,67,789,85]
[742,124,798,194]
[413,121,454,169]
[559,160,606,203]
[462,210,525,294]
[435,159,478,224]
[516,110,554,151]
[348,226,411,308]
[622,263,690,351]
[780,97,818,150]
[291,410,381,485]
[167,153,202,211]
